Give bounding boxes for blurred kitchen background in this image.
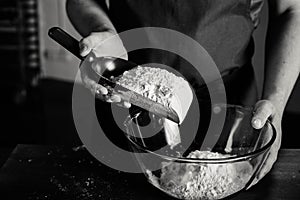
[0,0,299,154]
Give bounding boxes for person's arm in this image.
[263,0,300,114]
[251,0,300,185]
[66,0,115,37]
[252,0,300,126]
[66,0,128,104]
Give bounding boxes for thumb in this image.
[251,100,275,129]
[79,33,109,57]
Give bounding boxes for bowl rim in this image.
[125,104,277,164]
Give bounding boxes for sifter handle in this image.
[48,27,84,61]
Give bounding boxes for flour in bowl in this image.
[146,151,253,200]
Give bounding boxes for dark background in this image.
[0,0,299,160]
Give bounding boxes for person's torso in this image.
[107,0,264,73]
[95,1,265,145]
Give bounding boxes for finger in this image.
[247,152,271,188]
[79,36,98,57]
[105,95,121,103]
[257,153,273,179]
[251,146,279,187]
[79,39,92,57]
[123,101,131,108]
[83,75,108,96]
[82,74,125,104]
[80,33,110,57]
[248,116,281,189]
[95,84,108,96]
[116,101,131,108]
[252,101,275,129]
[109,95,122,103]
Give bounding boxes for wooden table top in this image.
[0,144,299,200]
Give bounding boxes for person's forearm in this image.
[66,0,116,37]
[263,9,300,115]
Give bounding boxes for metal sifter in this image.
[48,27,179,123]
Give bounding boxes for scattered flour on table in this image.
[146,151,253,200]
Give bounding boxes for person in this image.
[66,0,300,186]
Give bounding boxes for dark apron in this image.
[96,0,263,150]
[108,0,261,105]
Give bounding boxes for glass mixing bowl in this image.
[123,104,276,200]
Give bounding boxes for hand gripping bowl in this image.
[124,104,276,200]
